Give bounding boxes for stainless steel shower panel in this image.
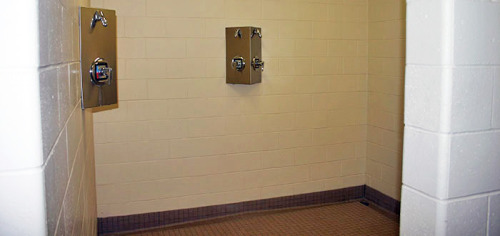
[80,7,117,108]
[226,27,263,84]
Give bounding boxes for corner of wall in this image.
[366,0,406,201]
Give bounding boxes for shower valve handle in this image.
[252,57,264,72]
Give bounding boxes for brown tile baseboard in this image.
[365,185,401,214]
[98,185,400,235]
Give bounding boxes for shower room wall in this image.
[38,0,98,234]
[402,0,500,234]
[91,0,369,217]
[0,0,97,235]
[366,0,406,200]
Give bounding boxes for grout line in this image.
[403,184,500,203]
[404,124,500,136]
[0,166,44,176]
[490,69,496,129]
[487,196,491,235]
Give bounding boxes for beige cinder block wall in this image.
[366,0,406,200]
[91,0,369,217]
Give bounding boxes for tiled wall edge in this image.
[97,185,400,235]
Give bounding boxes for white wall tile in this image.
[449,68,493,132]
[310,161,341,180]
[186,38,225,58]
[261,76,295,96]
[342,174,365,188]
[166,18,204,38]
[325,143,356,161]
[39,68,61,160]
[490,193,500,236]
[400,186,441,236]
[294,146,326,165]
[404,65,444,132]
[96,160,182,184]
[146,0,224,18]
[493,68,500,129]
[341,158,365,175]
[366,142,400,168]
[104,0,145,16]
[0,68,44,170]
[448,131,500,198]
[117,38,146,59]
[63,147,85,236]
[225,115,263,134]
[166,59,206,78]
[125,59,168,79]
[454,0,500,65]
[148,79,189,99]
[365,159,381,179]
[402,127,449,199]
[445,196,488,236]
[124,17,166,38]
[169,98,226,118]
[66,108,84,172]
[403,1,500,235]
[188,117,226,137]
[146,39,186,59]
[280,21,312,39]
[119,80,149,100]
[58,65,73,123]
[106,122,148,142]
[39,0,64,66]
[40,0,98,234]
[0,2,39,67]
[406,0,447,65]
[92,0,374,217]
[147,120,188,140]
[0,170,47,235]
[127,100,169,121]
[43,131,68,235]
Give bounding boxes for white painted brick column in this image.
[402,0,500,235]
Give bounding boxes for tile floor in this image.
[120,201,399,236]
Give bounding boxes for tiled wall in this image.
[0,0,97,235]
[39,0,98,235]
[90,0,369,217]
[0,2,46,234]
[402,0,500,234]
[366,0,405,200]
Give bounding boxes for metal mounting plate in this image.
[225,27,262,84]
[80,7,117,108]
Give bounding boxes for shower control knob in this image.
[251,57,264,72]
[90,57,113,86]
[231,56,246,71]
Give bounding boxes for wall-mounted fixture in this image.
[80,7,117,109]
[226,27,264,84]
